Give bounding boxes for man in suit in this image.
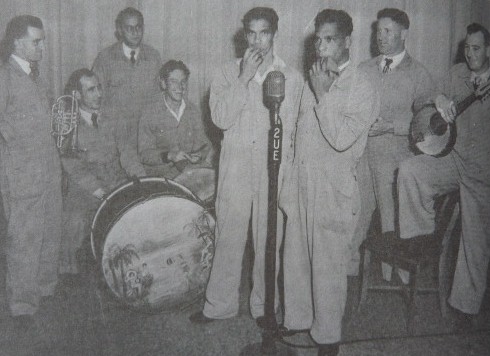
[92,7,161,176]
[279,9,379,356]
[59,68,145,275]
[355,8,435,282]
[0,15,62,331]
[398,22,490,323]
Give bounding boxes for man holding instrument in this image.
[59,68,145,275]
[279,9,379,356]
[190,7,303,324]
[138,60,213,179]
[398,23,490,322]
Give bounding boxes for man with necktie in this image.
[354,8,435,282]
[0,15,63,332]
[92,7,161,176]
[399,23,490,325]
[59,68,145,275]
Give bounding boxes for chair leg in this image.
[407,266,419,335]
[357,248,371,312]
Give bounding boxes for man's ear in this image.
[345,35,352,50]
[160,78,167,91]
[400,29,408,42]
[74,90,82,101]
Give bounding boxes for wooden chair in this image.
[357,192,460,334]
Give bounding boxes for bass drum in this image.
[91,177,215,312]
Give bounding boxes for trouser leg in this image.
[398,154,459,240]
[449,174,490,314]
[203,187,252,319]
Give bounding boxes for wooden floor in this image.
[0,237,489,356]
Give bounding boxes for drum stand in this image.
[240,103,296,356]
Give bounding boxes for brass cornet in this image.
[51,91,80,151]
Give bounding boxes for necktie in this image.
[473,76,482,90]
[91,113,98,128]
[130,50,136,65]
[29,61,39,79]
[382,58,393,74]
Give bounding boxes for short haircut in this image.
[377,8,410,30]
[115,7,144,28]
[314,9,353,37]
[467,23,490,46]
[0,15,43,62]
[242,7,278,33]
[65,68,96,95]
[159,60,190,81]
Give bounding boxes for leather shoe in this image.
[189,311,216,324]
[318,343,339,356]
[278,325,309,337]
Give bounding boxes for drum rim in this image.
[90,176,203,260]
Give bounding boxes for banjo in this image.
[412,80,490,157]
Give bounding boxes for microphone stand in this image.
[240,100,295,356]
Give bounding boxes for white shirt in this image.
[380,49,406,71]
[164,96,186,122]
[11,54,31,75]
[470,67,490,86]
[80,108,99,128]
[122,43,140,61]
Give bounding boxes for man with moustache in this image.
[59,69,145,274]
[398,23,490,323]
[356,8,434,283]
[138,60,213,179]
[0,15,62,331]
[190,7,303,324]
[92,7,161,176]
[279,9,379,356]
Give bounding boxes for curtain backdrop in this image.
[1,0,489,113]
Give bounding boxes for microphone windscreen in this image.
[264,71,285,104]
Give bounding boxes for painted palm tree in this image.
[110,244,140,298]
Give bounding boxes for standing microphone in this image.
[264,71,285,110]
[255,70,286,354]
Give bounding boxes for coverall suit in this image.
[203,56,303,319]
[280,64,379,344]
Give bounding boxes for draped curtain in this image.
[1,0,489,111]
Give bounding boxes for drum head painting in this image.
[94,178,215,312]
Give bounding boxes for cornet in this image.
[51,91,80,152]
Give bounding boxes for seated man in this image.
[399,23,490,322]
[138,60,213,179]
[59,68,145,274]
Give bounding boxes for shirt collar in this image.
[11,54,31,75]
[381,49,406,70]
[80,108,99,127]
[337,59,350,73]
[122,43,140,60]
[164,95,186,122]
[470,67,490,85]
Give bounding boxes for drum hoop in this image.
[90,176,203,260]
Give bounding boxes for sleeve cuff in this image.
[160,151,170,163]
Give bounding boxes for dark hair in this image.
[65,68,96,95]
[0,15,43,63]
[467,23,490,46]
[115,7,144,28]
[159,60,190,81]
[314,9,353,37]
[242,7,278,33]
[377,8,410,30]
